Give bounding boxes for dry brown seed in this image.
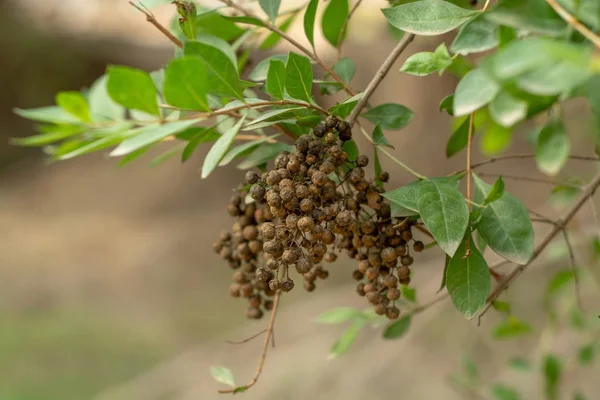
[365,267,379,281]
[384,275,398,288]
[311,171,328,187]
[304,281,316,292]
[336,210,353,226]
[378,171,390,182]
[263,239,284,256]
[413,241,425,252]
[286,214,300,230]
[356,154,369,167]
[325,115,339,130]
[274,153,289,169]
[374,303,387,315]
[386,287,401,301]
[245,170,260,184]
[313,123,327,138]
[300,198,314,213]
[401,230,413,242]
[281,278,295,292]
[295,184,309,199]
[212,241,223,254]
[381,247,397,263]
[229,283,241,297]
[397,265,410,279]
[357,260,370,273]
[242,225,258,241]
[321,229,335,245]
[324,252,337,263]
[399,277,411,285]
[401,255,414,266]
[295,258,312,274]
[386,306,400,320]
[295,135,309,153]
[269,278,282,291]
[246,307,263,320]
[264,300,274,311]
[366,291,381,305]
[259,222,276,240]
[324,132,337,145]
[266,259,279,271]
[287,159,301,173]
[248,240,262,254]
[250,184,265,201]
[241,283,254,297]
[352,269,364,281]
[248,294,262,308]
[356,282,366,296]
[298,216,315,232]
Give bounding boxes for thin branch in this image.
[545,0,600,49]
[337,0,364,59]
[452,153,598,175]
[218,290,282,394]
[347,34,416,127]
[589,196,600,238]
[562,230,583,311]
[356,122,426,180]
[482,0,493,12]
[159,100,329,116]
[129,1,183,48]
[477,172,583,189]
[482,171,600,316]
[216,0,355,96]
[225,329,267,345]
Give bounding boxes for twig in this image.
[159,100,329,116]
[225,329,267,345]
[356,122,426,180]
[336,0,364,59]
[452,153,598,175]
[562,230,583,311]
[129,1,183,48]
[477,172,583,189]
[347,34,416,127]
[545,0,600,49]
[589,196,600,237]
[218,290,282,394]
[465,113,475,254]
[216,0,355,96]
[481,171,600,318]
[482,0,493,12]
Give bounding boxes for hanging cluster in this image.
[214,116,424,320]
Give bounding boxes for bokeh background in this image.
[1,1,600,399]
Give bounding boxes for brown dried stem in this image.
[347,33,416,127]
[225,329,267,345]
[218,290,282,394]
[129,1,183,48]
[545,0,600,49]
[216,0,355,96]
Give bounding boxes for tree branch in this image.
[347,34,416,127]
[477,172,583,189]
[562,230,583,310]
[216,0,356,96]
[218,290,282,394]
[129,1,183,48]
[545,0,600,49]
[450,153,598,175]
[482,171,600,314]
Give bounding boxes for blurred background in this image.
[1,1,599,399]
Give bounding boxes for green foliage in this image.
[446,235,491,319]
[303,0,318,50]
[163,57,211,111]
[454,68,500,116]
[473,175,534,264]
[491,383,522,400]
[400,43,453,76]
[107,66,160,116]
[383,0,478,36]
[285,52,314,103]
[372,123,393,148]
[493,316,533,339]
[543,354,562,400]
[362,103,414,130]
[446,118,470,157]
[210,366,236,387]
[258,0,280,23]
[266,59,286,99]
[321,0,349,47]
[383,315,412,339]
[201,117,245,178]
[56,91,91,122]
[314,307,363,324]
[329,92,363,119]
[451,15,499,55]
[536,119,570,176]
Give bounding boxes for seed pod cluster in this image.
[215,116,423,319]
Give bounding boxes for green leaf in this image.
[484,176,505,205]
[185,41,243,100]
[403,286,417,303]
[399,43,452,76]
[382,180,422,213]
[304,0,318,50]
[417,179,469,257]
[266,59,286,100]
[383,315,412,339]
[244,107,304,130]
[446,118,470,158]
[222,15,266,27]
[491,300,511,314]
[446,235,491,318]
[480,122,512,156]
[463,357,479,382]
[261,13,296,50]
[536,119,570,176]
[546,270,575,295]
[454,68,500,117]
[314,307,363,324]
[56,91,91,122]
[362,103,414,130]
[382,0,479,36]
[14,106,83,124]
[574,392,588,400]
[321,0,349,47]
[486,0,567,36]
[111,119,202,157]
[493,316,533,338]
[372,123,393,148]
[439,94,454,116]
[543,354,562,400]
[578,344,595,366]
[473,175,533,264]
[489,91,527,128]
[106,66,160,116]
[259,0,281,23]
[438,255,450,292]
[509,358,532,371]
[237,142,295,169]
[195,10,245,42]
[373,147,383,189]
[88,75,125,121]
[333,57,355,84]
[491,383,522,400]
[202,117,245,178]
[11,125,84,147]
[181,127,220,162]
[343,140,359,162]
[219,135,278,166]
[329,320,366,358]
[210,366,236,387]
[285,52,313,103]
[150,145,183,167]
[329,92,363,119]
[163,57,210,111]
[249,55,288,81]
[451,15,499,56]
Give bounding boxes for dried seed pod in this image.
[298,216,315,232]
[356,154,369,167]
[401,255,414,266]
[250,184,265,201]
[386,287,401,301]
[245,170,260,184]
[281,278,295,292]
[386,306,400,320]
[413,241,425,252]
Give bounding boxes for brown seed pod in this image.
[386,306,400,320]
[401,230,413,242]
[401,255,414,266]
[413,241,425,252]
[384,275,398,288]
[356,154,369,168]
[397,265,410,279]
[313,123,327,138]
[381,247,397,263]
[295,258,312,274]
[281,278,295,292]
[356,282,366,296]
[263,239,284,256]
[286,214,300,230]
[259,222,276,240]
[325,115,339,130]
[245,170,260,184]
[241,283,254,297]
[386,287,401,301]
[246,307,263,320]
[300,198,314,213]
[298,216,315,232]
[366,291,381,305]
[250,184,265,201]
[269,278,282,291]
[248,294,262,308]
[229,283,241,297]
